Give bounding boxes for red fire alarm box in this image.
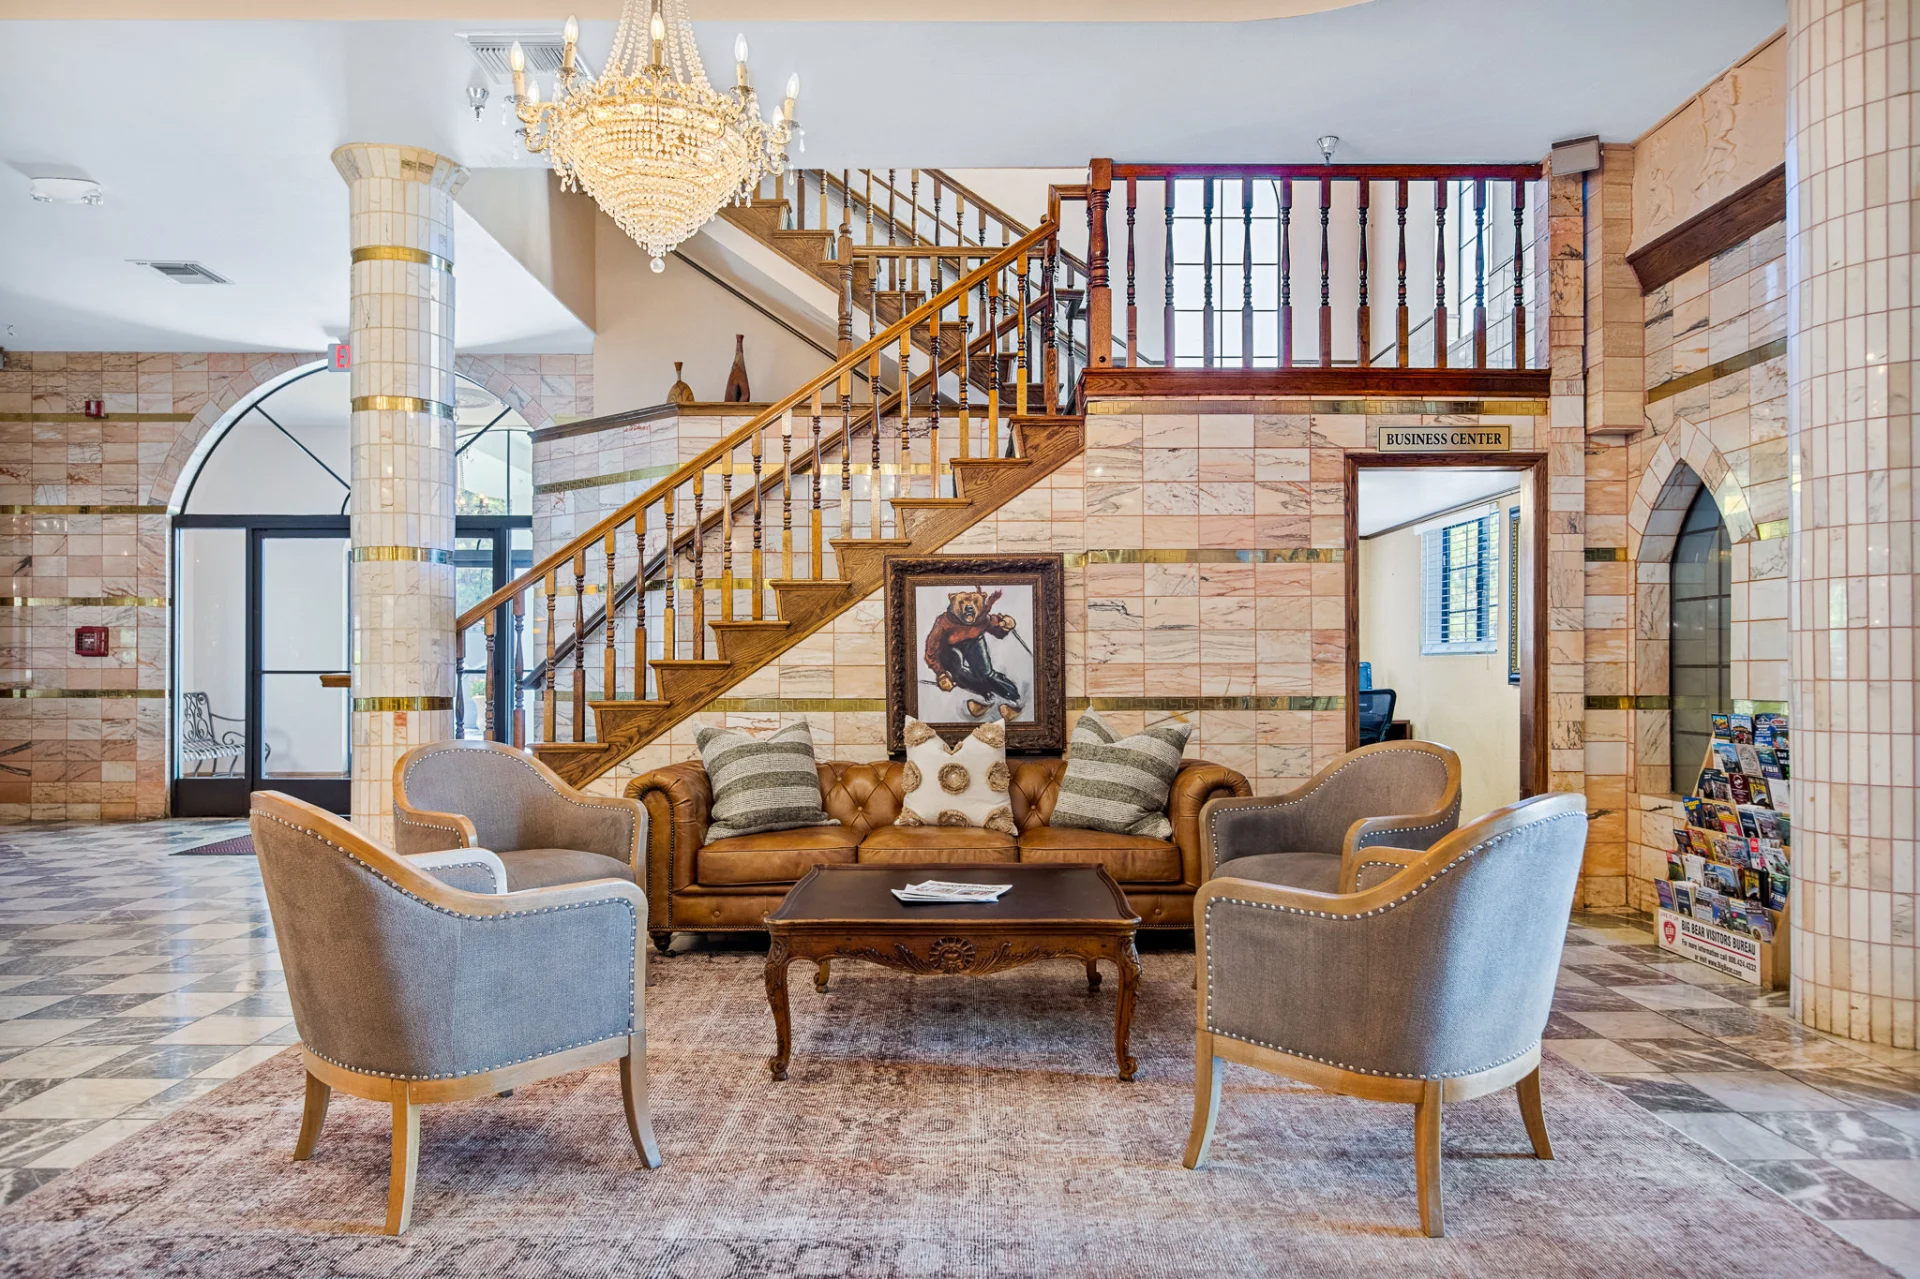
[83,399,105,418]
[74,626,109,657]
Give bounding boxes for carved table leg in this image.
[1084,958,1101,993]
[765,936,793,1081]
[815,959,831,993]
[1113,937,1140,1081]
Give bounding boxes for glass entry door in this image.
[255,530,352,811]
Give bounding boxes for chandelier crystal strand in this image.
[515,0,796,272]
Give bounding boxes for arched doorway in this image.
[1670,486,1731,794]
[171,367,534,815]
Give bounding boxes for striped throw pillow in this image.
[1049,711,1192,840]
[695,720,838,842]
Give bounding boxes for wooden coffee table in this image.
[763,862,1143,1081]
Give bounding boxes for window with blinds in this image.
[1421,511,1500,655]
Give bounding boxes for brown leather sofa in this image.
[627,756,1251,950]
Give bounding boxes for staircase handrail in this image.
[456,218,1058,634]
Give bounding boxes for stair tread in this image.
[650,658,734,669]
[709,619,791,630]
[889,497,972,508]
[532,742,606,753]
[589,699,674,710]
[769,577,856,588]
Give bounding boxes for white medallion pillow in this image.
[895,717,1017,833]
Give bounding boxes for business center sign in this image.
[1377,424,1512,453]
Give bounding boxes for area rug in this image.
[171,835,254,856]
[0,952,1888,1278]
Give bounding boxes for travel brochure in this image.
[891,880,1012,904]
[1657,711,1789,942]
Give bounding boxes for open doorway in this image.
[1345,454,1548,820]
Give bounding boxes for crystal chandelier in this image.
[513,0,798,272]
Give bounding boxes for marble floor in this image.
[2,820,1919,1276]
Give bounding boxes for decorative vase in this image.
[724,334,751,403]
[667,361,695,405]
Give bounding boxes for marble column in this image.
[331,143,467,839]
[1787,0,1917,1044]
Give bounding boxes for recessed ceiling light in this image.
[29,176,102,205]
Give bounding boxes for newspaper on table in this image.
[891,879,1012,904]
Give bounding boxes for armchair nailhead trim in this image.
[1352,794,1462,850]
[1203,811,1583,1080]
[256,811,639,1082]
[1207,748,1450,872]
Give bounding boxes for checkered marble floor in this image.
[0,821,1917,1275]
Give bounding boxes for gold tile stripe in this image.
[1074,695,1343,712]
[1584,547,1628,562]
[0,413,194,423]
[1755,519,1789,540]
[351,395,455,420]
[1644,337,1787,404]
[1067,548,1344,565]
[0,597,167,607]
[349,546,453,564]
[0,505,168,515]
[1087,398,1547,416]
[707,697,889,713]
[352,696,454,713]
[351,245,453,273]
[535,461,938,496]
[1586,695,1669,710]
[1,688,165,699]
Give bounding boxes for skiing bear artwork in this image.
[914,585,1034,724]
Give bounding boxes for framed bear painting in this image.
[884,554,1066,755]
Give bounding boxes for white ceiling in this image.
[1357,467,1523,538]
[0,1,1784,352]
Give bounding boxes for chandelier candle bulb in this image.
[561,16,578,75]
[735,34,750,89]
[509,39,526,101]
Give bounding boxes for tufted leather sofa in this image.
[626,756,1250,949]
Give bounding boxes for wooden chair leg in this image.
[386,1093,421,1237]
[292,1070,330,1161]
[620,1035,663,1169]
[1182,1031,1223,1169]
[1516,1066,1553,1159]
[1413,1081,1443,1238]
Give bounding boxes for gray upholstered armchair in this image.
[393,739,645,890]
[250,790,660,1235]
[1184,791,1589,1237]
[1199,740,1461,894]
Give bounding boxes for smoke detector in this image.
[29,176,102,205]
[132,260,231,285]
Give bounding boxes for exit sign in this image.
[328,342,350,371]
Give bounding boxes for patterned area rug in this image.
[171,835,255,857]
[0,952,1889,1278]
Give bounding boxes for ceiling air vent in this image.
[463,32,593,84]
[135,260,230,285]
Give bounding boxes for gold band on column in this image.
[351,245,454,273]
[349,547,453,564]
[352,696,454,712]
[351,395,456,419]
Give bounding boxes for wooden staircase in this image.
[456,218,1082,789]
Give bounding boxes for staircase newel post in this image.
[1087,158,1113,372]
[837,228,855,358]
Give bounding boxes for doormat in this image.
[173,834,255,856]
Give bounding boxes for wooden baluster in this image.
[571,550,586,741]
[810,388,824,578]
[634,514,648,700]
[1279,179,1293,368]
[454,632,466,740]
[1201,179,1214,368]
[1125,175,1138,368]
[1016,252,1031,416]
[956,282,971,459]
[888,169,897,247]
[483,614,496,739]
[751,433,765,620]
[839,370,853,541]
[1357,180,1372,367]
[796,170,805,230]
[691,472,706,659]
[603,532,617,701]
[1163,181,1176,368]
[1241,177,1254,369]
[1318,178,1333,368]
[900,326,914,502]
[1512,179,1529,369]
[869,350,883,539]
[542,572,557,743]
[987,270,1002,447]
[864,170,873,246]
[1472,178,1488,368]
[512,593,526,747]
[910,169,920,250]
[719,452,734,623]
[1434,181,1449,369]
[780,413,793,580]
[775,168,786,227]
[930,299,944,493]
[818,169,828,239]
[662,489,677,660]
[978,202,986,247]
[1041,233,1058,413]
[1396,178,1410,368]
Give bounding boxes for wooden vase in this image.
[724,335,751,403]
